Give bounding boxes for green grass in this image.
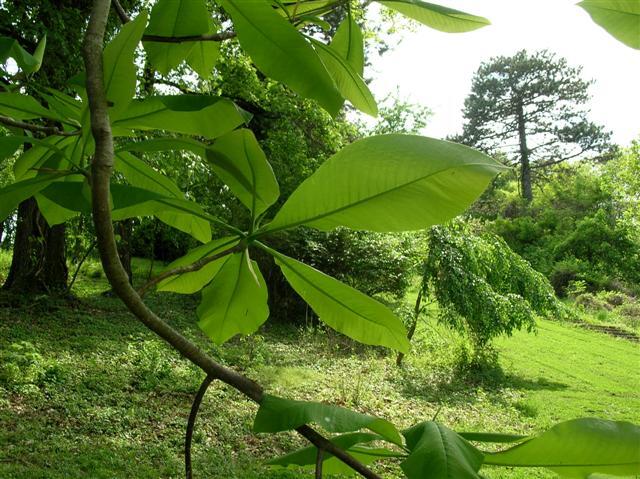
[0,255,638,478]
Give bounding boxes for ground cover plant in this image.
[1,0,639,477]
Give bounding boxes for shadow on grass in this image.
[394,359,568,408]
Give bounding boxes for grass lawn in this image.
[1,256,638,478]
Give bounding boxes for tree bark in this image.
[516,100,533,203]
[3,198,68,293]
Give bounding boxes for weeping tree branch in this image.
[83,2,380,478]
[185,375,215,479]
[0,115,80,137]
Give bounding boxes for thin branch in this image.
[315,448,324,479]
[142,32,237,43]
[185,375,214,479]
[137,243,243,297]
[66,240,97,294]
[83,4,381,479]
[111,0,235,42]
[111,0,131,23]
[0,115,80,137]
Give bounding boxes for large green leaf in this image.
[0,136,29,162]
[206,129,279,217]
[484,418,640,478]
[261,134,506,234]
[254,394,403,446]
[312,38,377,116]
[0,35,46,74]
[37,87,82,124]
[111,95,249,139]
[332,16,364,75]
[0,92,61,121]
[268,432,401,475]
[401,421,484,479]
[278,0,336,17]
[261,245,409,352]
[109,185,213,243]
[0,171,74,221]
[157,236,240,294]
[114,151,211,242]
[36,178,90,225]
[377,0,490,33]
[185,19,221,79]
[578,0,640,49]
[216,0,342,115]
[458,431,528,444]
[117,137,206,156]
[12,136,76,180]
[197,251,269,344]
[115,151,182,198]
[103,11,148,116]
[143,0,210,75]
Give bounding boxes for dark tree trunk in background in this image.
[3,198,68,293]
[117,220,134,286]
[516,102,533,203]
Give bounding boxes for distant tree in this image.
[407,223,562,364]
[457,49,611,203]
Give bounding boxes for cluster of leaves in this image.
[422,223,561,352]
[253,394,640,478]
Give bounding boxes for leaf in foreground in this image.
[484,418,640,478]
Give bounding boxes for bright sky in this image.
[367,0,640,146]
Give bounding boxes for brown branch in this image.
[0,115,80,137]
[142,32,237,43]
[137,243,243,297]
[111,0,130,23]
[315,447,324,479]
[185,375,214,479]
[83,3,381,479]
[111,0,235,42]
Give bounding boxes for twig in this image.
[111,0,235,42]
[137,243,242,297]
[315,447,324,479]
[142,32,237,43]
[84,2,381,478]
[0,115,80,137]
[185,375,214,479]
[66,240,97,294]
[111,0,130,23]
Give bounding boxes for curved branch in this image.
[185,375,214,479]
[137,243,243,298]
[0,115,80,137]
[83,3,380,479]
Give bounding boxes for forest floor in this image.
[0,255,638,478]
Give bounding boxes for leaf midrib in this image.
[265,161,501,233]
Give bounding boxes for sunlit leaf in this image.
[332,16,364,75]
[484,418,640,478]
[157,236,240,294]
[377,0,490,33]
[143,0,209,75]
[401,421,484,479]
[312,38,377,116]
[262,134,506,234]
[254,394,404,446]
[197,251,269,344]
[206,128,280,216]
[578,0,640,49]
[261,245,410,352]
[103,11,148,116]
[216,0,342,115]
[111,95,249,139]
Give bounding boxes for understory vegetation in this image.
[1,257,638,479]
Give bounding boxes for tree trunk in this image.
[3,198,68,293]
[516,101,533,203]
